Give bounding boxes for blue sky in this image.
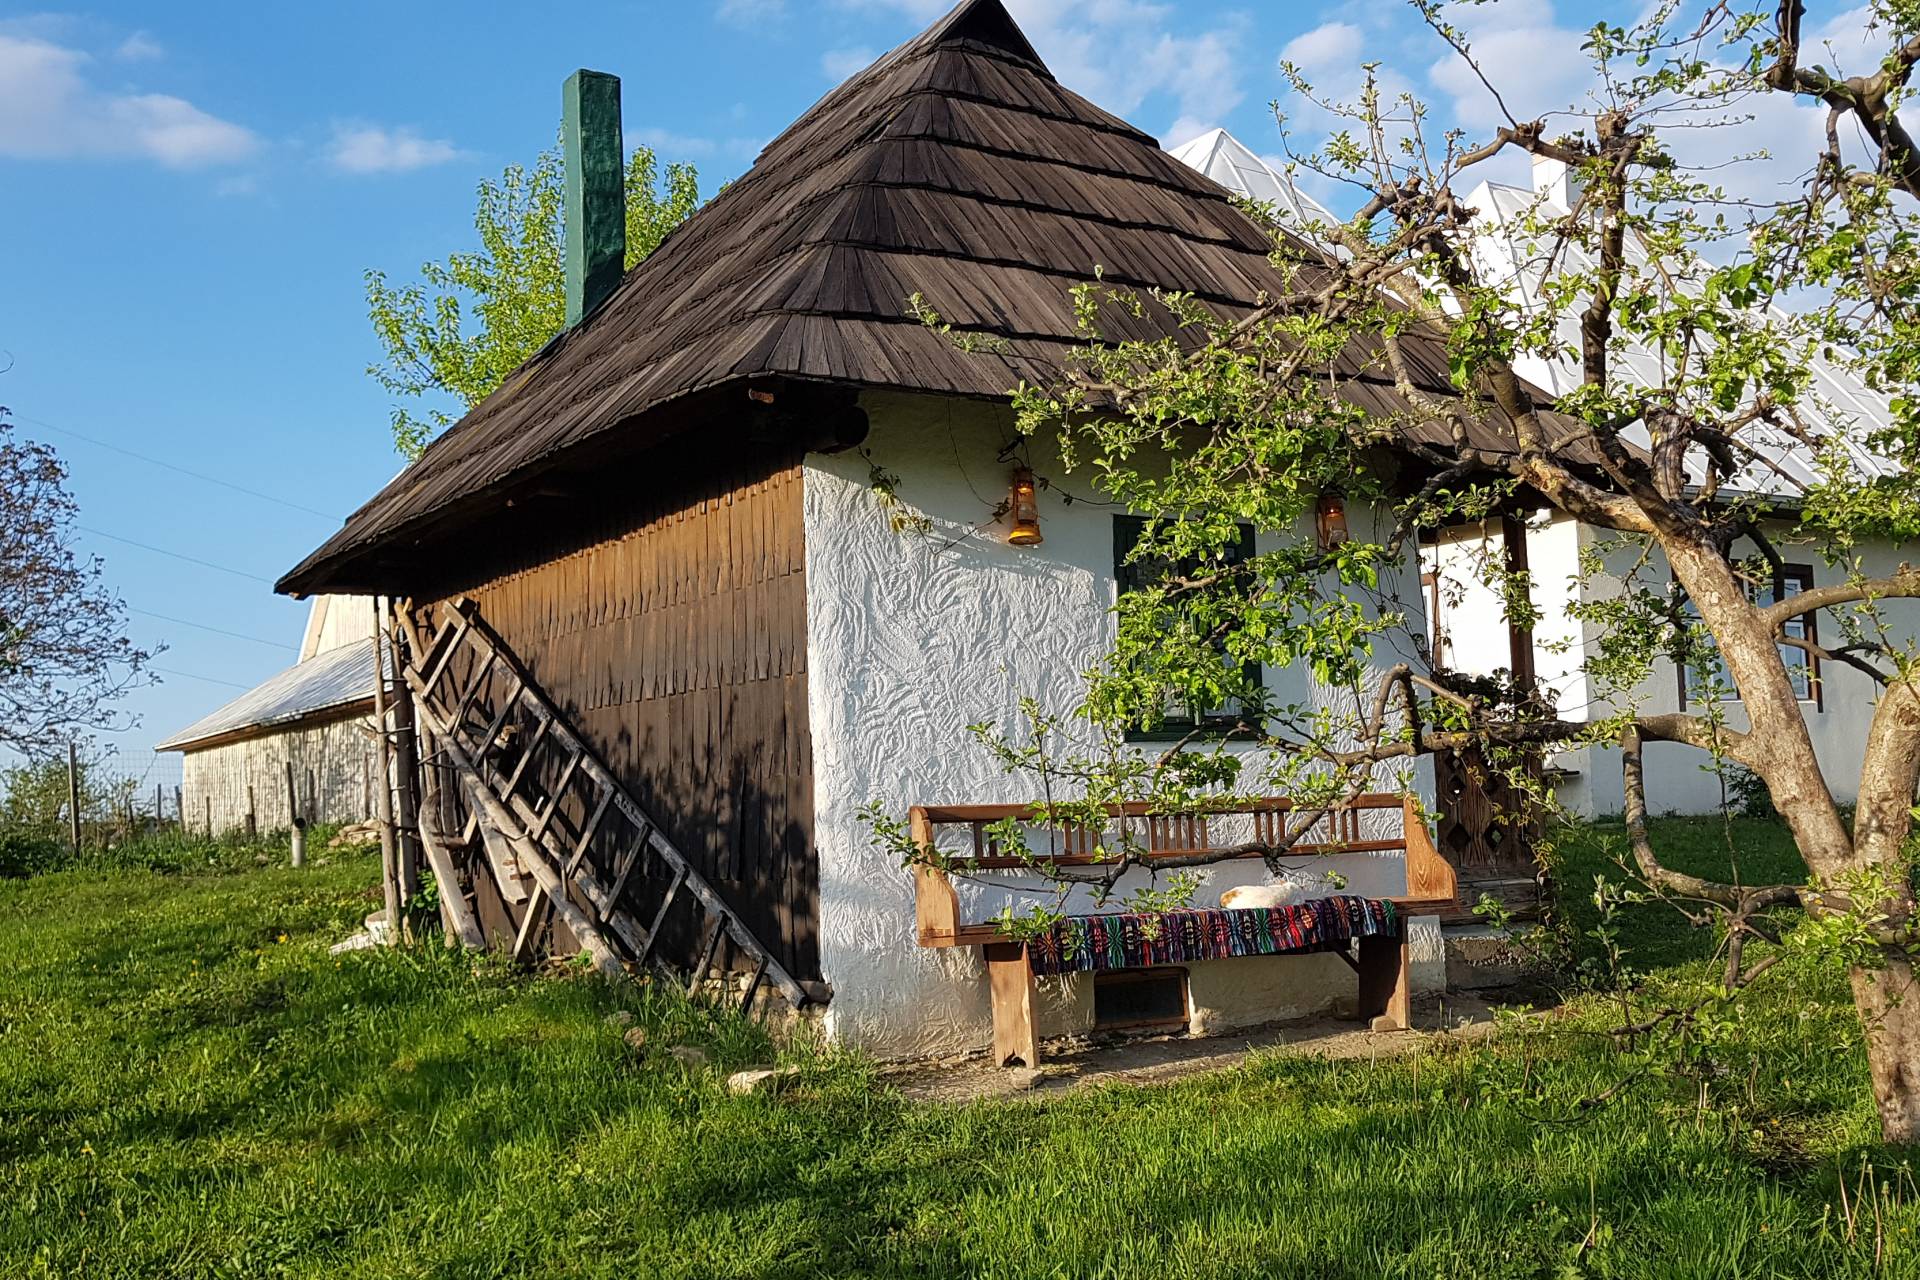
[0,0,1871,767]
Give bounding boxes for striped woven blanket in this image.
[1024,897,1398,976]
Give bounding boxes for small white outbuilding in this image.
[158,596,385,834]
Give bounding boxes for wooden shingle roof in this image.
[280,0,1541,597]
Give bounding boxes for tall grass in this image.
[0,819,1913,1278]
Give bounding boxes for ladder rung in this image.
[739,955,769,1016]
[568,790,615,874]
[449,649,498,731]
[687,915,723,995]
[603,831,643,905]
[530,750,584,843]
[499,717,552,798]
[420,617,471,703]
[637,868,686,967]
[476,674,525,759]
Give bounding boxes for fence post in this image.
[204,794,212,837]
[173,786,183,831]
[66,742,81,857]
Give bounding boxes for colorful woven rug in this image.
[1024,896,1398,976]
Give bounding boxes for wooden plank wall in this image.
[422,441,819,978]
[181,710,377,835]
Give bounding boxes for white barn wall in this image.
[803,392,1439,1059]
[181,711,377,835]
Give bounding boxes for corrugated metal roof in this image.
[1166,129,1342,233]
[156,639,384,751]
[1176,131,1897,499]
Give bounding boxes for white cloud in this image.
[632,125,763,163]
[1408,0,1843,209]
[114,31,163,62]
[1423,0,1596,131]
[834,0,1247,142]
[822,46,877,83]
[0,34,258,168]
[324,123,465,174]
[1280,21,1362,72]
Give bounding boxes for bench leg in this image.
[1356,933,1412,1032]
[984,942,1039,1067]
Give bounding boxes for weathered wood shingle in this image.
[281,0,1539,596]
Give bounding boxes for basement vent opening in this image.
[1092,968,1190,1033]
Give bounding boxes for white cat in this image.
[1219,878,1306,909]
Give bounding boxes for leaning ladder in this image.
[399,597,826,1017]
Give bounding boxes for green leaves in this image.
[365,141,699,460]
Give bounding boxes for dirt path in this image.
[882,993,1511,1103]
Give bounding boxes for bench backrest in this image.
[909,793,1456,947]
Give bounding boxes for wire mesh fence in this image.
[0,745,190,848]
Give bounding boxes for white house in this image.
[272,1,1560,1063]
[158,596,382,834]
[1178,129,1917,818]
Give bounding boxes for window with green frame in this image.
[1112,515,1263,738]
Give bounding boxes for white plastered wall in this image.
[803,392,1440,1059]
[1567,523,1917,817]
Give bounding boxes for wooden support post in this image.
[984,942,1039,1068]
[285,760,306,869]
[1356,932,1412,1032]
[66,742,81,857]
[371,600,402,930]
[173,786,183,830]
[204,794,212,837]
[246,787,257,839]
[387,605,425,911]
[910,807,959,944]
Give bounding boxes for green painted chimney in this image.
[563,69,625,328]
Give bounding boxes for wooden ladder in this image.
[399,597,827,1017]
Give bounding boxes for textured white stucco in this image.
[804,393,1440,1059]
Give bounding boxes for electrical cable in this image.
[73,526,276,584]
[12,413,338,519]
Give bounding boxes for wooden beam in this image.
[985,942,1039,1068]
[1356,933,1412,1032]
[417,820,486,949]
[1402,794,1458,907]
[443,739,625,979]
[910,806,960,944]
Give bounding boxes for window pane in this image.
[1114,516,1261,734]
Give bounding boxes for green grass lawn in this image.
[1,820,1915,1279]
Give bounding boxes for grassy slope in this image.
[1,822,1915,1280]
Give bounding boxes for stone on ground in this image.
[725,1065,802,1096]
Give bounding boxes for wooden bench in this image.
[909,793,1458,1067]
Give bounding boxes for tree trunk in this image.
[1854,954,1920,1145]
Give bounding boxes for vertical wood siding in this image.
[424,444,819,978]
[180,711,378,834]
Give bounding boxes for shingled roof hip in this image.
[279,0,1550,598]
